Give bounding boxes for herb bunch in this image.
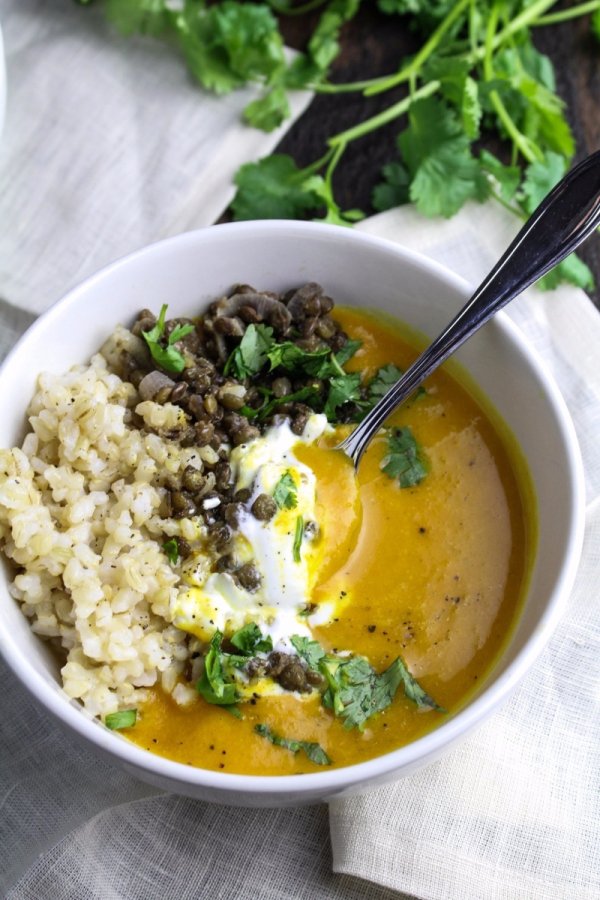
[75,0,600,289]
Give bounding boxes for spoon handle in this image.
[341,150,600,468]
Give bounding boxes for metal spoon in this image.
[340,150,600,469]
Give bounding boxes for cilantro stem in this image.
[364,0,472,97]
[466,0,559,64]
[324,140,346,189]
[314,0,560,98]
[328,80,440,147]
[483,3,542,165]
[303,147,336,175]
[533,0,600,24]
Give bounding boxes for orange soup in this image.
[125,306,532,774]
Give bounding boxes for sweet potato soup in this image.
[125,306,532,774]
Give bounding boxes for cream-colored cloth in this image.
[1,1,599,897]
[0,0,310,314]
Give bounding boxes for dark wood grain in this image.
[274,6,600,308]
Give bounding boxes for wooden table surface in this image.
[275,5,600,309]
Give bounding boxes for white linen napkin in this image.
[0,0,310,314]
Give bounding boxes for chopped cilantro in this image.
[105,708,137,731]
[265,337,361,380]
[290,633,444,727]
[162,538,180,565]
[290,635,327,670]
[266,341,330,373]
[196,631,240,709]
[230,622,273,655]
[224,323,274,379]
[254,723,332,766]
[320,655,400,729]
[323,373,362,421]
[292,515,304,563]
[395,657,446,712]
[273,471,298,510]
[381,426,428,488]
[142,304,195,374]
[367,363,404,403]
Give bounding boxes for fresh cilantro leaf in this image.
[395,657,445,711]
[293,515,304,563]
[266,338,360,379]
[290,634,327,669]
[291,635,444,727]
[243,84,290,132]
[491,43,574,159]
[197,631,239,708]
[537,253,595,293]
[176,1,286,96]
[273,471,298,510]
[142,305,194,374]
[230,622,273,655]
[162,538,180,565]
[266,341,330,373]
[367,363,404,402]
[323,373,362,421]
[105,708,137,730]
[333,339,362,368]
[422,57,480,139]
[320,654,402,730]
[372,161,411,212]
[224,324,274,379]
[479,150,521,202]
[232,155,325,220]
[285,0,361,88]
[307,0,361,71]
[254,724,332,765]
[398,97,490,218]
[520,152,566,215]
[381,426,428,488]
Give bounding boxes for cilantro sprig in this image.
[224,323,363,423]
[196,626,444,731]
[142,304,195,374]
[162,538,180,565]
[196,625,273,715]
[77,0,598,291]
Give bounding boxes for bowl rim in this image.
[0,220,586,797]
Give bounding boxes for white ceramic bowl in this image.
[0,221,585,806]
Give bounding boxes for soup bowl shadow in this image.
[0,221,585,807]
